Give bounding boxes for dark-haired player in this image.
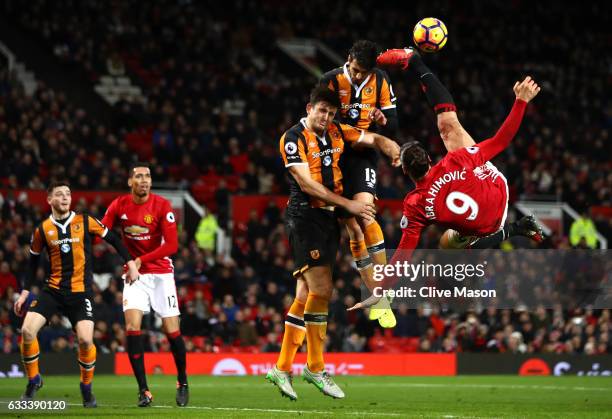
[348,51,543,310]
[266,86,400,400]
[102,163,187,407]
[14,181,140,407]
[320,40,399,327]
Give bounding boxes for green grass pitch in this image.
[1,375,611,418]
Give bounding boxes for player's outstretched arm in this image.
[288,164,376,222]
[478,76,540,162]
[356,132,401,167]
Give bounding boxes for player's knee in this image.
[296,281,309,302]
[439,229,471,249]
[437,114,461,142]
[344,219,364,242]
[314,282,333,300]
[21,324,38,341]
[125,321,140,332]
[78,336,94,348]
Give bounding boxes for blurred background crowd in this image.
[0,0,610,355]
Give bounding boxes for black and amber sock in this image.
[304,293,329,373]
[126,330,149,391]
[364,221,387,266]
[21,338,40,381]
[350,239,375,290]
[78,344,96,385]
[276,298,306,372]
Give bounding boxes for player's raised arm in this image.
[355,132,401,167]
[477,76,541,161]
[288,164,376,222]
[343,122,401,167]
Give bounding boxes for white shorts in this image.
[122,273,180,318]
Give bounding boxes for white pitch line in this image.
[4,382,610,392]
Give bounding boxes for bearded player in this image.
[349,50,543,309]
[320,40,399,328]
[101,162,188,407]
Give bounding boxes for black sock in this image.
[409,54,456,114]
[469,225,511,249]
[127,331,148,391]
[167,332,187,385]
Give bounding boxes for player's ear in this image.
[306,102,312,115]
[127,177,133,188]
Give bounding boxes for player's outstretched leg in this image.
[441,215,545,249]
[469,215,544,248]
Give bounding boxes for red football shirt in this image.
[102,193,178,274]
[401,147,509,240]
[396,99,527,252]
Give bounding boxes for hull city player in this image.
[14,181,140,407]
[320,40,399,327]
[266,86,400,400]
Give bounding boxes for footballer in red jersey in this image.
[348,50,543,310]
[102,162,188,407]
[376,49,543,252]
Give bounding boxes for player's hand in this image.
[345,200,376,223]
[385,140,401,167]
[368,108,387,126]
[13,290,29,317]
[134,257,142,270]
[513,76,541,103]
[347,293,382,311]
[125,260,140,285]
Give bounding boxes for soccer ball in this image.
[413,17,448,53]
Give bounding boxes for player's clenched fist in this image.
[513,76,541,102]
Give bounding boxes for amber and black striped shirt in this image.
[280,118,364,208]
[29,212,109,294]
[320,64,397,132]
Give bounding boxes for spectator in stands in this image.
[569,209,599,249]
[195,208,218,252]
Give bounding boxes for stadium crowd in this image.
[0,0,610,355]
